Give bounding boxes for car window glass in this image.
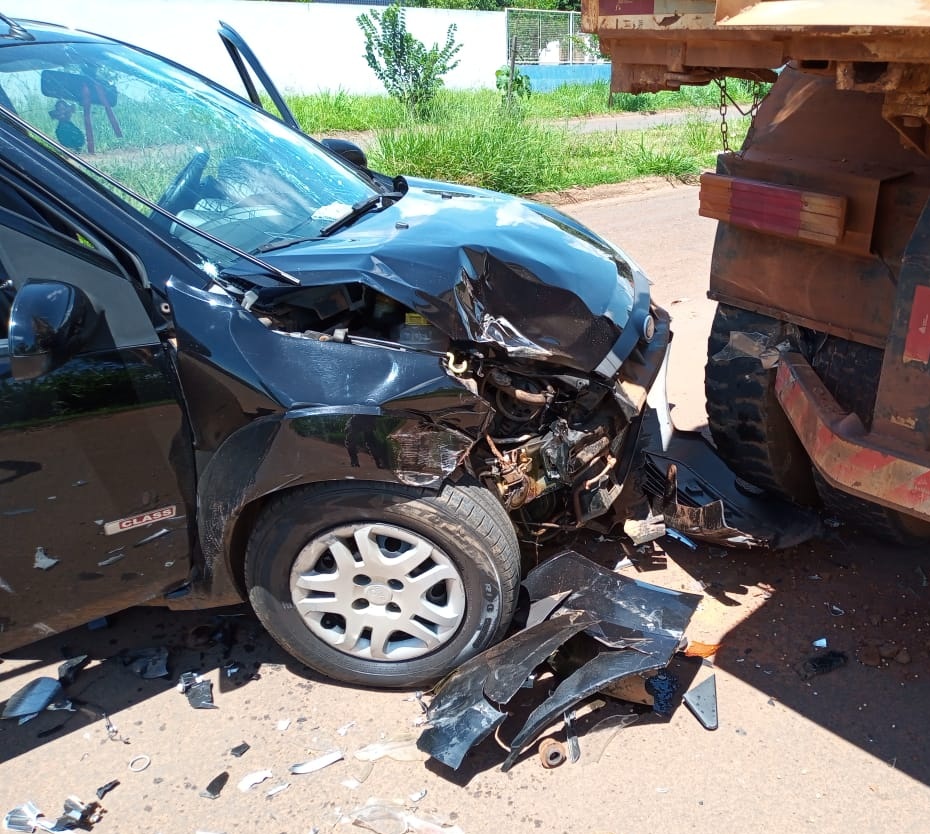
[0,40,376,269]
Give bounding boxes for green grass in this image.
[368,107,748,195]
[287,79,763,132]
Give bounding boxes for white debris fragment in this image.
[354,736,427,763]
[33,546,59,570]
[336,721,356,736]
[237,770,273,792]
[346,800,464,834]
[408,788,428,804]
[265,782,290,799]
[98,550,126,567]
[289,750,343,774]
[276,718,291,732]
[0,576,13,593]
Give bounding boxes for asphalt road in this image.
[1,183,928,834]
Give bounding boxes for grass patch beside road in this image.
[286,80,758,133]
[369,110,748,195]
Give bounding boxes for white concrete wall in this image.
[2,1,507,94]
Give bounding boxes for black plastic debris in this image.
[417,551,701,771]
[416,613,597,770]
[177,671,217,709]
[640,427,822,549]
[2,676,64,723]
[230,741,250,757]
[57,654,90,687]
[120,647,170,679]
[200,771,229,800]
[683,674,718,730]
[95,780,119,801]
[796,650,848,681]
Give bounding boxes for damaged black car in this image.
[0,14,671,687]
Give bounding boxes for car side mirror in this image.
[321,138,368,169]
[8,280,95,380]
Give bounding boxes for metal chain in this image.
[715,77,768,156]
[717,77,730,153]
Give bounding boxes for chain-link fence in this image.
[506,9,603,65]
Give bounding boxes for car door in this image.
[0,180,194,652]
[218,23,302,130]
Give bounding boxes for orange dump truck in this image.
[584,0,930,542]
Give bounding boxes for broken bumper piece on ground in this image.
[640,429,822,549]
[416,551,701,770]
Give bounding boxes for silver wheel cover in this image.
[290,522,467,662]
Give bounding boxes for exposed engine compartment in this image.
[245,282,633,537]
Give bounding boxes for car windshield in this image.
[0,38,377,267]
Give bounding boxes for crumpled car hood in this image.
[259,179,649,373]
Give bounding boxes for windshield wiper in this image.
[320,191,402,238]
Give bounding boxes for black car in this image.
[0,14,670,687]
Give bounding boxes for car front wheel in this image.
[244,481,521,688]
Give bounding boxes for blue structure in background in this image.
[519,63,611,92]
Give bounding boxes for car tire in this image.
[705,303,817,503]
[244,480,521,688]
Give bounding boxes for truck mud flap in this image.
[640,429,822,549]
[416,551,701,770]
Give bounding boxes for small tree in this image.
[357,3,462,119]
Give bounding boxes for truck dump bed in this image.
[586,0,930,154]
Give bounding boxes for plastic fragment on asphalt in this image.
[354,736,427,763]
[4,801,42,832]
[94,780,119,801]
[237,770,273,792]
[97,550,126,567]
[336,721,356,736]
[265,782,290,799]
[34,796,100,831]
[623,513,666,545]
[581,714,640,766]
[0,576,13,593]
[133,528,170,547]
[177,672,216,709]
[683,674,719,730]
[229,741,250,758]
[812,637,828,649]
[664,528,697,550]
[289,750,343,774]
[796,650,848,681]
[422,551,702,772]
[276,718,291,731]
[122,647,170,679]
[682,641,721,659]
[407,788,428,803]
[57,654,90,686]
[2,677,63,720]
[200,772,229,800]
[33,546,59,570]
[346,800,465,834]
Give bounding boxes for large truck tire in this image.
[810,336,930,545]
[705,304,817,503]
